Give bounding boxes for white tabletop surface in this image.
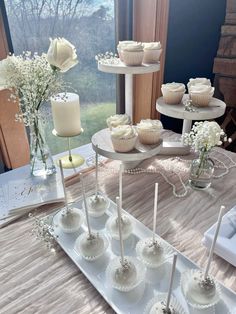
[156,95,226,120]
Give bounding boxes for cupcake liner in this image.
[106,256,146,292]
[137,129,161,145]
[161,89,185,105]
[111,135,137,152]
[122,50,144,66]
[143,49,162,64]
[74,232,109,261]
[136,237,173,269]
[190,93,213,107]
[143,293,187,314]
[181,269,221,309]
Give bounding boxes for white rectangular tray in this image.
[50,196,236,314]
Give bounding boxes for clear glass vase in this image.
[189,151,214,190]
[30,117,56,176]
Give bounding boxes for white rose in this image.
[47,37,78,72]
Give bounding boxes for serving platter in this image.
[49,196,236,314]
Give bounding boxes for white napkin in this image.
[202,205,236,267]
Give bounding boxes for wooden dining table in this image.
[1,134,236,314]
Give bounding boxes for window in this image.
[5,0,116,155]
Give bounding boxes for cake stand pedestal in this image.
[52,128,85,169]
[98,60,160,120]
[156,94,226,155]
[91,128,163,169]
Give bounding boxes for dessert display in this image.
[110,125,138,152]
[106,196,145,291]
[143,42,162,63]
[181,269,220,307]
[187,77,211,91]
[136,119,163,145]
[122,42,144,66]
[84,193,110,217]
[136,237,173,268]
[117,40,136,61]
[189,84,214,107]
[106,255,145,292]
[161,82,186,104]
[106,113,131,130]
[57,207,84,233]
[74,231,109,261]
[144,294,187,314]
[75,173,109,260]
[106,214,133,240]
[181,206,224,308]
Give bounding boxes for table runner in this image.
[1,143,236,313]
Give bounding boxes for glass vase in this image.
[30,116,56,176]
[189,151,214,190]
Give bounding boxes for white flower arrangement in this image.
[182,121,230,153]
[95,51,119,65]
[0,37,78,126]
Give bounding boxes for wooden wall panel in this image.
[0,10,30,169]
[133,0,169,123]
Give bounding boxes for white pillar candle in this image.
[51,92,81,137]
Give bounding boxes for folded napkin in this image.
[202,205,236,267]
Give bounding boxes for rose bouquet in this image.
[0,38,78,176]
[183,121,230,189]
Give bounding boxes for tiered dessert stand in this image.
[96,59,227,166]
[156,94,226,155]
[98,60,160,120]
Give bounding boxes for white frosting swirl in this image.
[111,125,137,140]
[137,119,163,131]
[122,43,144,52]
[106,114,131,128]
[189,84,214,95]
[161,82,185,93]
[143,42,162,50]
[187,77,211,90]
[117,40,136,49]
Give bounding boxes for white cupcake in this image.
[161,82,186,105]
[189,84,214,107]
[122,43,144,66]
[117,41,136,61]
[137,119,163,145]
[106,114,131,130]
[143,42,162,63]
[187,77,211,91]
[111,125,137,152]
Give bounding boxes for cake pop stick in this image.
[59,159,69,211]
[119,163,123,208]
[152,183,159,243]
[204,205,225,279]
[80,173,92,236]
[116,196,125,266]
[166,253,177,311]
[95,146,98,197]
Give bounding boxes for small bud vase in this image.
[30,116,56,176]
[189,151,214,190]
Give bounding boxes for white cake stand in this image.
[98,60,160,120]
[156,94,226,155]
[91,128,163,169]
